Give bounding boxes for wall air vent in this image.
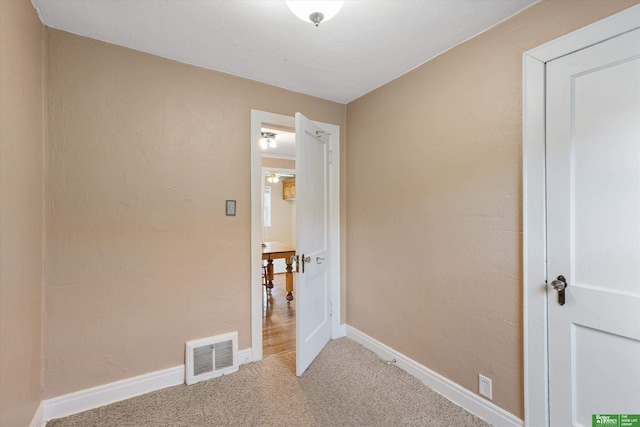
[185,332,239,385]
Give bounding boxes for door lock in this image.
[301,255,311,273]
[550,275,567,306]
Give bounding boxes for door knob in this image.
[550,276,566,291]
[550,275,567,305]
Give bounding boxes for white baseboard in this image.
[43,365,184,421]
[29,401,44,427]
[43,347,253,422]
[238,348,252,365]
[345,326,523,427]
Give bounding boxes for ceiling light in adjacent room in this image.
[261,132,277,150]
[286,1,345,27]
[267,173,280,183]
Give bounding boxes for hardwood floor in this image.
[262,273,295,357]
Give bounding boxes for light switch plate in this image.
[225,200,236,216]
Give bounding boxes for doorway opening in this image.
[250,109,342,365]
[261,126,297,358]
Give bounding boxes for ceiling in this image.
[31,0,538,104]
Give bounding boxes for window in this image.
[263,186,272,227]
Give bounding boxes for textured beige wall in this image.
[44,29,345,398]
[0,0,45,424]
[261,157,295,170]
[345,0,639,419]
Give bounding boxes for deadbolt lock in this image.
[301,255,311,273]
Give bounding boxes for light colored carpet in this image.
[47,338,492,426]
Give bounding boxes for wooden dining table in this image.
[262,241,296,302]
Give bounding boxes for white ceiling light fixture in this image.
[261,132,277,150]
[286,1,345,27]
[267,173,280,183]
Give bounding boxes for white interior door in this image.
[295,112,331,376]
[546,28,640,426]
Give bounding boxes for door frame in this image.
[250,109,342,362]
[522,5,640,426]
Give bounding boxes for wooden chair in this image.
[262,263,271,295]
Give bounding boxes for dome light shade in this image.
[286,1,345,26]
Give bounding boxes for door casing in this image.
[522,5,640,426]
[250,109,342,362]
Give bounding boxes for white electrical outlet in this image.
[479,374,492,400]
